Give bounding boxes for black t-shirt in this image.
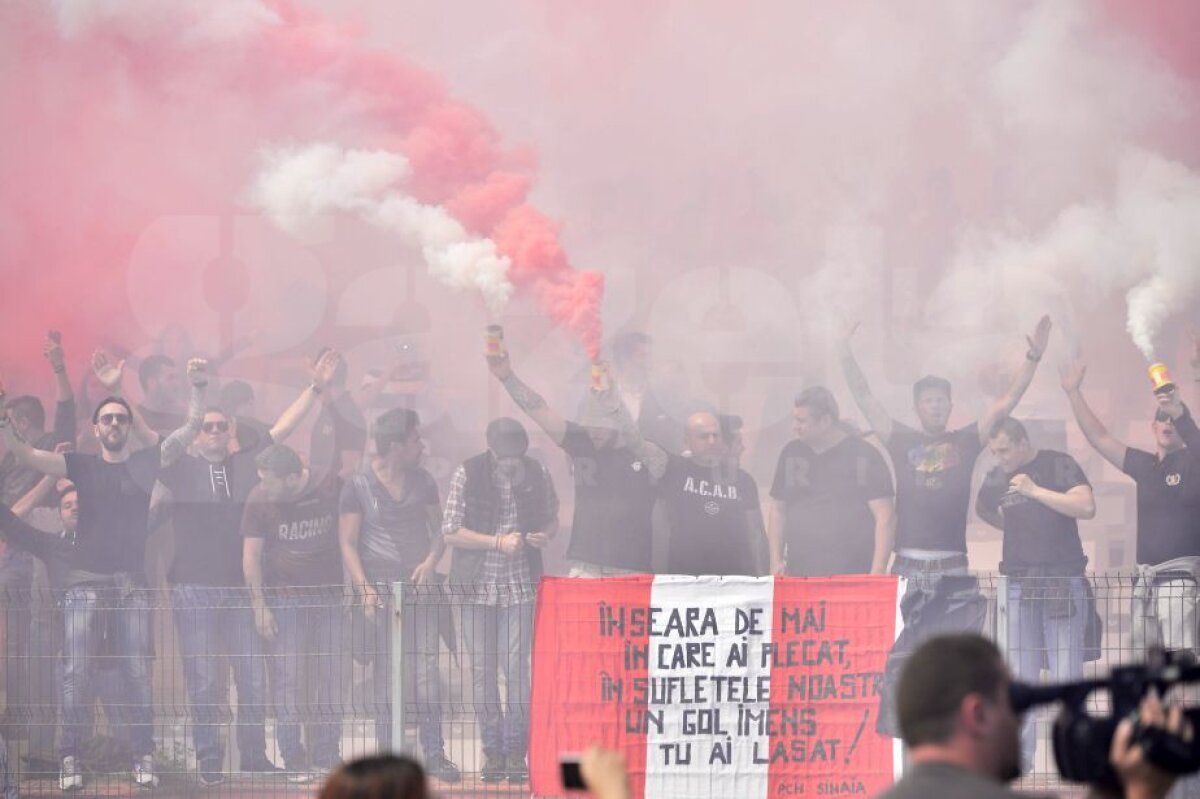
[977,449,1089,572]
[1123,409,1200,565]
[770,435,893,576]
[65,447,161,580]
[660,455,759,576]
[887,421,982,552]
[339,465,440,577]
[157,435,272,585]
[560,422,655,572]
[241,472,343,587]
[309,393,367,479]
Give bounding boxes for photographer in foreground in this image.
[878,634,1189,799]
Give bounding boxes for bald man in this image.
[659,411,764,576]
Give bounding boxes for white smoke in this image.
[919,1,1197,362]
[248,142,514,311]
[929,150,1200,362]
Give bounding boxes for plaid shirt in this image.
[442,461,558,606]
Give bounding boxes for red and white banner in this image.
[530,575,903,799]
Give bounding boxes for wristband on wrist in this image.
[1025,350,1042,362]
[310,383,322,395]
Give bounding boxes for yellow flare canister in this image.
[1148,362,1176,396]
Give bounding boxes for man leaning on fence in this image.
[241,442,344,783]
[976,417,1096,768]
[443,417,559,784]
[0,351,200,790]
[338,407,461,783]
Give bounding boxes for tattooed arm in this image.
[487,352,568,444]
[837,323,894,443]
[602,379,668,482]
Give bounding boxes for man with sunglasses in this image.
[0,352,203,790]
[152,350,341,785]
[1061,362,1200,654]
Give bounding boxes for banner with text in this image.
[529,575,902,799]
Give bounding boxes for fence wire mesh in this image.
[0,574,1188,796]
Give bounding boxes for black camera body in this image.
[1010,650,1200,787]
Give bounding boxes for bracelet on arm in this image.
[309,383,322,395]
[1025,350,1042,362]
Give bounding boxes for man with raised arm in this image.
[838,315,1052,736]
[0,331,77,738]
[153,349,339,784]
[0,351,204,791]
[487,350,663,577]
[1061,360,1200,655]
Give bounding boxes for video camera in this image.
[1010,649,1200,788]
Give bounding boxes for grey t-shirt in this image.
[878,762,1052,799]
[339,465,440,577]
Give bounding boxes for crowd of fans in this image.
[0,321,1194,794]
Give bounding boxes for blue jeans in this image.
[462,602,533,758]
[60,583,154,758]
[360,579,446,757]
[877,555,987,737]
[267,591,344,769]
[1006,575,1087,767]
[172,585,269,767]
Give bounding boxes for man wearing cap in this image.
[486,350,663,577]
[241,443,344,781]
[339,408,460,782]
[1061,362,1200,654]
[443,417,559,784]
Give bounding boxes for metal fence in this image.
[0,574,1189,797]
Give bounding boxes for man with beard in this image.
[486,352,663,577]
[153,350,340,784]
[0,353,204,790]
[878,634,1182,799]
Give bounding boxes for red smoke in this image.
[262,1,606,357]
[0,0,605,392]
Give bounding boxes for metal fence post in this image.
[995,574,1009,655]
[390,581,406,754]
